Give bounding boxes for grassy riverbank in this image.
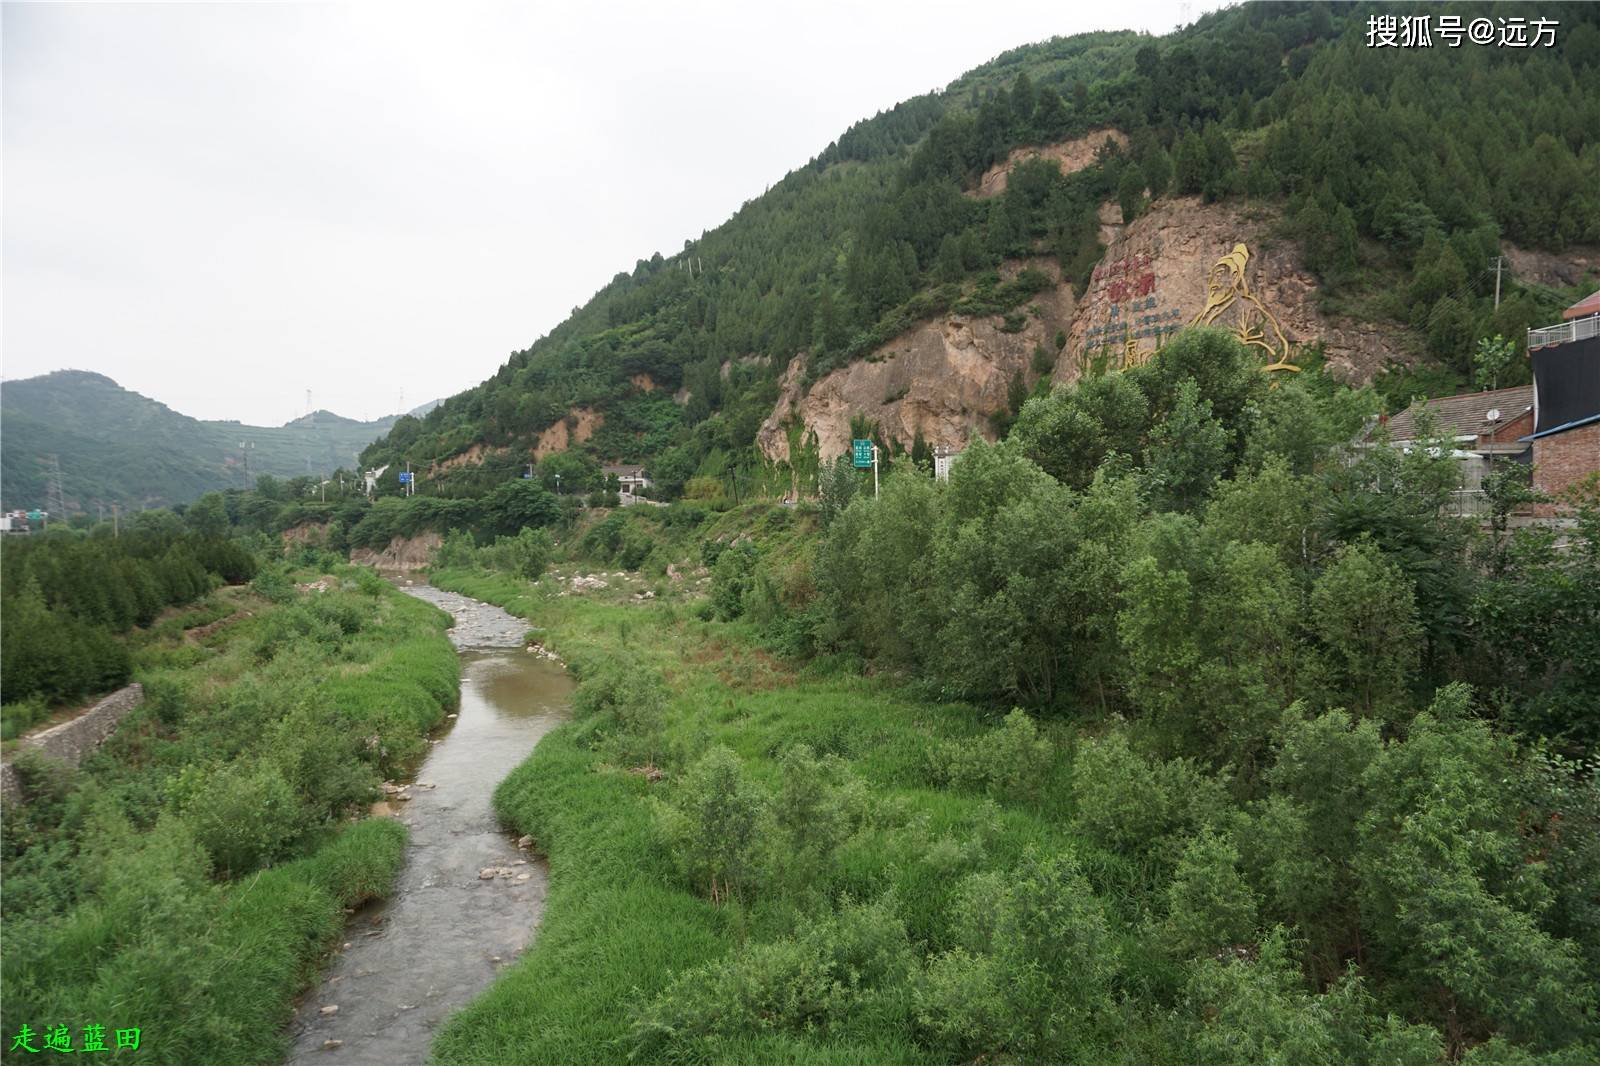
[427,566,1098,1065]
[0,567,459,1064]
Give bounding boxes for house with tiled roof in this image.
[602,464,652,495]
[1560,289,1600,322]
[1382,383,1535,457]
[1374,384,1535,513]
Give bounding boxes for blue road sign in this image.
[398,471,413,484]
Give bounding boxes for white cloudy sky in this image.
[3,1,1200,426]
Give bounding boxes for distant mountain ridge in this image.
[0,370,421,513]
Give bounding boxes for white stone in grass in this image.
[319,1005,339,1016]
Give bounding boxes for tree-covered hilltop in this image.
[0,370,409,513]
[361,2,1599,498]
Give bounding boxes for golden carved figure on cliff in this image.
[1122,335,1153,370]
[1190,243,1299,373]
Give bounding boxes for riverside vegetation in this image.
[0,558,459,1064]
[409,330,1600,1064]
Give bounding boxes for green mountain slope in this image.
[360,3,1598,500]
[0,370,404,512]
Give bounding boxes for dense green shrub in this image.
[652,745,772,903]
[1071,732,1228,858]
[927,708,1054,802]
[479,527,553,580]
[170,758,303,877]
[708,540,759,621]
[630,897,913,1056]
[915,849,1118,1059]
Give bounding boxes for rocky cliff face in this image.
[756,261,1075,463]
[1060,195,1409,387]
[534,407,603,459]
[350,531,443,571]
[758,186,1416,463]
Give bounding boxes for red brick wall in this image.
[1533,421,1600,515]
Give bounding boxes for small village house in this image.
[1376,385,1534,514]
[1370,289,1599,519]
[602,464,652,496]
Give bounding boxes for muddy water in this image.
[286,585,571,1064]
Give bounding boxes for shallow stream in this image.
[285,584,571,1063]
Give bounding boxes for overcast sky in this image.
[3,1,1201,426]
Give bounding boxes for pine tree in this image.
[1143,146,1173,200]
[1174,132,1207,196]
[1118,168,1146,224]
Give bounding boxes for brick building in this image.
[1522,294,1600,516]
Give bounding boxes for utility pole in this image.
[872,443,880,500]
[112,504,119,539]
[1491,255,1504,310]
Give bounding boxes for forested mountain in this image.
[0,371,408,513]
[361,1,1599,500]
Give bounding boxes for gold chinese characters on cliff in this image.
[1116,242,1298,373]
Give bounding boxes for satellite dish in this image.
[1486,408,1501,422]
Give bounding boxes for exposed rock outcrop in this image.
[430,441,507,475]
[533,408,603,459]
[1502,243,1600,289]
[1057,196,1408,385]
[282,522,331,549]
[757,261,1075,462]
[758,197,1420,464]
[972,129,1129,199]
[350,532,443,572]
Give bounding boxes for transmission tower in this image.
[44,454,67,519]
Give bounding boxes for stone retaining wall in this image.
[0,683,143,804]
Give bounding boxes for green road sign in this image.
[851,439,873,468]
